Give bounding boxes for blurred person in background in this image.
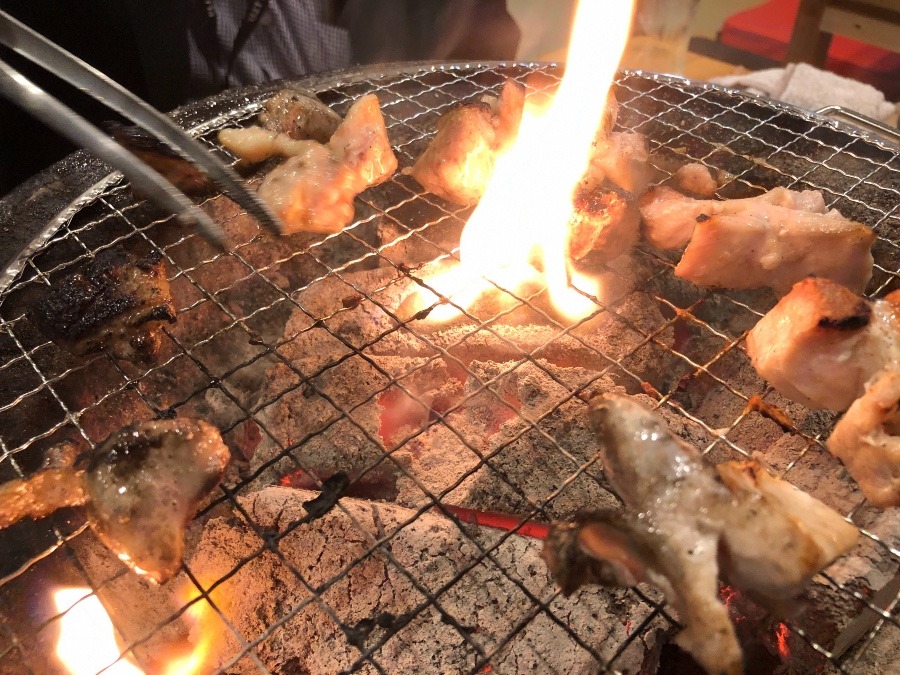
[0,0,519,195]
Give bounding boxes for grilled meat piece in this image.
[581,130,650,196]
[543,394,857,675]
[407,79,525,205]
[108,122,215,196]
[219,90,342,164]
[218,127,317,163]
[674,162,718,197]
[0,467,87,529]
[31,246,175,362]
[567,186,640,265]
[715,460,858,601]
[0,419,230,583]
[674,205,874,295]
[258,93,397,234]
[638,184,873,295]
[746,278,900,411]
[258,88,342,142]
[827,365,900,507]
[640,185,827,250]
[585,394,742,675]
[85,418,230,582]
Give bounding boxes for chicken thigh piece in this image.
[257,93,397,234]
[746,279,900,411]
[828,365,900,507]
[674,207,874,295]
[542,394,857,675]
[0,418,230,583]
[639,185,827,250]
[407,79,525,205]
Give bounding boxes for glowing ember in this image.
[775,622,791,660]
[410,0,635,322]
[53,588,143,675]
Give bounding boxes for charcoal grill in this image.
[1,62,899,674]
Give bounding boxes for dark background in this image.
[0,0,520,199]
[0,1,189,198]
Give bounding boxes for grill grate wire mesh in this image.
[0,63,898,673]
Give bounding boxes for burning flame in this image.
[53,588,144,675]
[412,0,635,322]
[163,577,228,675]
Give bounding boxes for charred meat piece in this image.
[407,79,525,205]
[567,186,640,265]
[257,93,398,234]
[674,205,874,295]
[85,418,231,583]
[827,365,900,507]
[0,419,230,583]
[31,246,175,362]
[542,394,857,675]
[258,88,342,142]
[640,185,827,250]
[746,278,900,411]
[108,122,215,196]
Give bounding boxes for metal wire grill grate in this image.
[0,63,899,674]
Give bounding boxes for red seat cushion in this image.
[720,0,900,96]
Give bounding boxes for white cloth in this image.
[713,62,898,126]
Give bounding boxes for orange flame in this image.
[162,575,232,675]
[53,588,144,675]
[411,0,635,322]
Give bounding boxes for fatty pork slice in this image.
[828,365,900,507]
[257,94,398,234]
[639,185,827,250]
[746,278,900,411]
[674,204,874,295]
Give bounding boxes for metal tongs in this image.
[0,10,283,248]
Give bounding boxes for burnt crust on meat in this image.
[31,245,176,362]
[805,277,873,332]
[817,304,872,331]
